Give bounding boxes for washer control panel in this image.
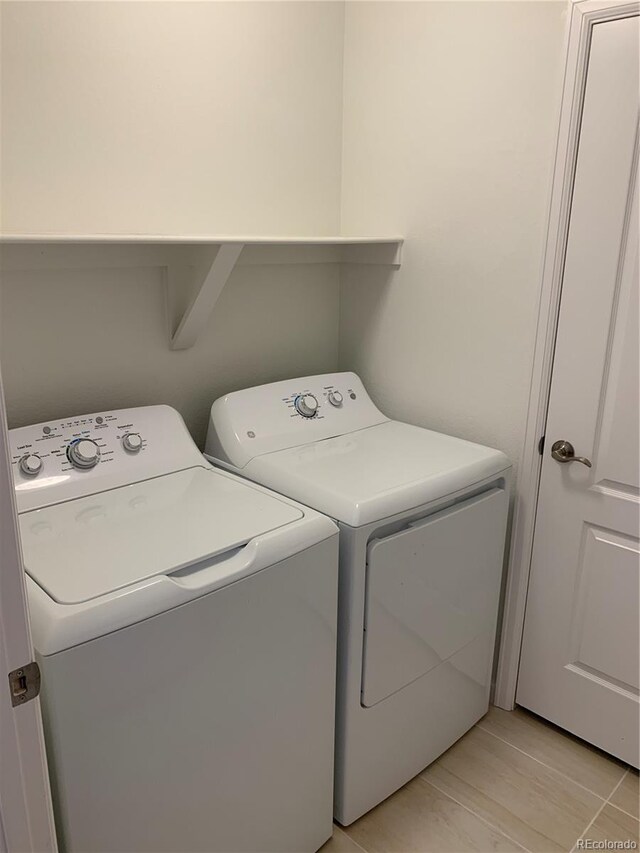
[206,372,389,469]
[9,405,204,513]
[10,411,147,479]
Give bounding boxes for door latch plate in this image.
[8,661,41,707]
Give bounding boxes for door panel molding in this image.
[568,524,639,694]
[591,141,639,496]
[494,0,640,709]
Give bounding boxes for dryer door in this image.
[361,488,507,707]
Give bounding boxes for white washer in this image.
[205,372,512,825]
[10,405,338,853]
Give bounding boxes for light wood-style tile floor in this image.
[322,706,639,853]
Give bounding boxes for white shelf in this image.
[0,233,402,245]
[0,234,403,350]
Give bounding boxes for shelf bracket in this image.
[169,242,244,350]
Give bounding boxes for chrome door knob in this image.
[551,440,592,468]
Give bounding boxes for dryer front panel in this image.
[361,488,508,707]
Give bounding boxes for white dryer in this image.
[205,372,512,825]
[10,405,338,852]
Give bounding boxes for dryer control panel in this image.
[9,405,204,513]
[206,372,389,469]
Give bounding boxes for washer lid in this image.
[246,421,511,526]
[20,467,303,604]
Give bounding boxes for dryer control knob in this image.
[295,394,319,418]
[67,439,100,469]
[19,453,43,476]
[328,390,343,407]
[122,432,143,453]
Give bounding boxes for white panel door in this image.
[0,368,57,851]
[517,16,639,766]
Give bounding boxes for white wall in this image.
[0,1,344,235]
[0,1,344,441]
[0,1,568,464]
[339,1,567,468]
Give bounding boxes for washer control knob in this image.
[295,394,319,418]
[19,453,43,476]
[328,390,344,408]
[122,432,143,453]
[67,439,100,469]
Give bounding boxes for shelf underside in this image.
[0,235,403,350]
